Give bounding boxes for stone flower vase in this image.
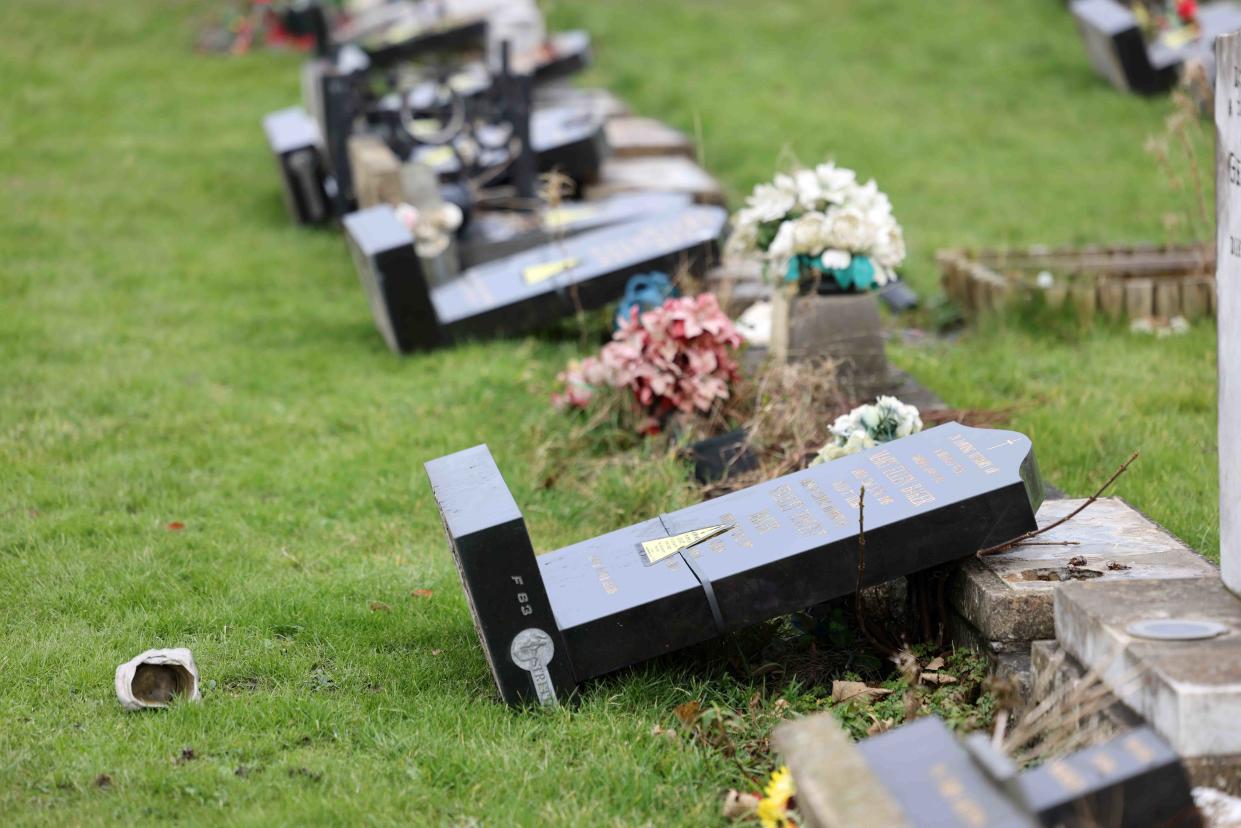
[770,281,890,397]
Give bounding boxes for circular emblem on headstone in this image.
[510,628,555,670]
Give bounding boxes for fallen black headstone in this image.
[344,201,726,353]
[459,192,693,267]
[262,107,330,225]
[778,713,1201,827]
[687,429,759,485]
[425,424,1044,706]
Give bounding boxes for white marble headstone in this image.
[1217,33,1241,596]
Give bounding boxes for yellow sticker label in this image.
[419,145,456,168]
[640,524,733,565]
[522,257,579,285]
[543,205,597,229]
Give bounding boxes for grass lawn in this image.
[0,0,1220,824]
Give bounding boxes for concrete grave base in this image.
[770,290,890,398]
[1055,577,1241,770]
[604,116,695,159]
[585,156,725,206]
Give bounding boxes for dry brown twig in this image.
[977,451,1139,557]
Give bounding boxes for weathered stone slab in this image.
[348,135,402,209]
[1216,32,1241,597]
[604,116,695,159]
[585,156,725,205]
[949,497,1216,643]
[1056,576,1241,757]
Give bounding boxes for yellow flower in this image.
[755,766,796,828]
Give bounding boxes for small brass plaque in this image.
[639,524,733,566]
[522,257,579,285]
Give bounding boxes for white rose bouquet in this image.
[726,162,906,292]
[811,396,923,463]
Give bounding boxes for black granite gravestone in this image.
[262,107,330,225]
[804,715,1201,827]
[459,191,693,267]
[343,201,726,353]
[425,424,1044,706]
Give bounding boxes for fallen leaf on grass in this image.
[722,789,761,819]
[167,522,185,531]
[650,724,677,740]
[410,589,433,599]
[920,671,958,685]
[924,656,945,671]
[94,773,113,790]
[430,649,442,656]
[674,700,702,726]
[369,601,390,613]
[831,680,893,704]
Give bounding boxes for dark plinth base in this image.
[427,424,1044,706]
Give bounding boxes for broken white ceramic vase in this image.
[115,648,202,711]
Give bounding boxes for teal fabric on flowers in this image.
[787,254,878,292]
[615,272,678,329]
[832,255,875,290]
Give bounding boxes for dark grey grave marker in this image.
[779,713,1201,827]
[343,201,726,353]
[426,424,1044,706]
[459,191,693,267]
[262,107,330,225]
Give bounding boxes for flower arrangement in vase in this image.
[726,161,906,294]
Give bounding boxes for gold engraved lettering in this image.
[929,763,987,828]
[833,479,861,510]
[1089,752,1118,776]
[589,554,619,595]
[850,468,894,505]
[1046,761,1087,792]
[934,448,966,476]
[800,479,848,527]
[913,453,946,484]
[791,510,826,537]
[770,484,807,512]
[871,449,917,487]
[950,433,1000,476]
[901,483,937,508]
[748,510,780,533]
[1123,735,1156,763]
[720,512,754,548]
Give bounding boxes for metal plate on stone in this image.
[1126,618,1230,641]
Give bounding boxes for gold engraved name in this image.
[833,479,861,509]
[589,554,619,595]
[871,450,937,508]
[850,468,895,505]
[929,763,987,828]
[770,484,826,537]
[800,479,848,527]
[949,434,1000,476]
[1046,760,1087,792]
[1089,752,1118,776]
[913,453,946,484]
[720,512,754,549]
[934,448,966,476]
[749,510,780,533]
[1123,734,1156,763]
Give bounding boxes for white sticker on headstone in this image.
[1217,33,1241,596]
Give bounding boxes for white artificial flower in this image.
[820,249,851,270]
[791,212,830,254]
[767,220,797,260]
[745,182,796,223]
[1170,315,1190,334]
[794,169,824,210]
[873,264,893,286]
[825,206,869,252]
[434,202,463,232]
[815,163,857,205]
[871,223,906,268]
[394,202,419,233]
[1036,271,1055,289]
[725,219,759,258]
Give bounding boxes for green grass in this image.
[0,0,1220,824]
